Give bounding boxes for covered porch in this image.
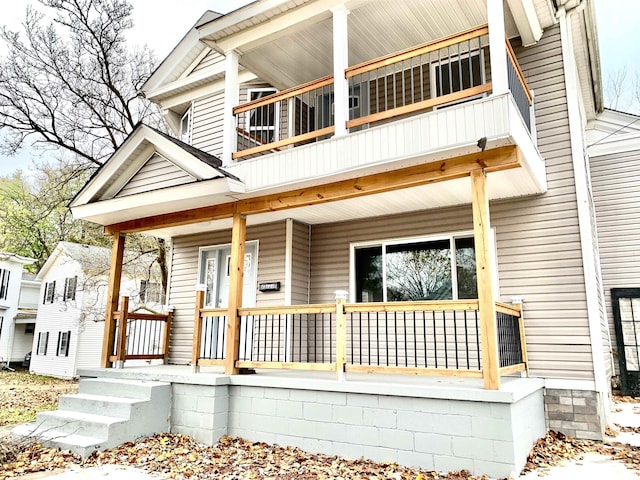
[95,148,530,391]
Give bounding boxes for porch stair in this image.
[12,377,171,457]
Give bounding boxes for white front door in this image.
[199,242,258,361]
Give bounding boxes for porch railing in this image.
[191,293,527,381]
[109,296,173,365]
[232,24,536,160]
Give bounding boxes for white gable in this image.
[116,153,196,198]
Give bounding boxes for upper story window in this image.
[140,280,164,304]
[246,88,278,144]
[43,281,56,304]
[353,234,478,302]
[180,105,193,143]
[64,276,77,301]
[0,269,10,300]
[432,50,485,98]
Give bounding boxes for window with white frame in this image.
[37,331,49,355]
[57,331,71,357]
[64,276,77,301]
[0,269,9,300]
[140,280,164,304]
[431,50,485,98]
[180,105,193,143]
[353,234,478,302]
[43,281,56,304]
[246,88,278,144]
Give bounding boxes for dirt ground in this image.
[0,370,78,430]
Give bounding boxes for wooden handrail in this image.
[199,306,229,316]
[233,75,334,114]
[495,302,521,317]
[345,299,480,313]
[232,126,335,159]
[238,303,335,316]
[505,38,532,104]
[113,311,170,321]
[346,24,489,79]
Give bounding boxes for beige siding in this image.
[117,154,195,197]
[291,221,310,304]
[307,26,595,381]
[191,90,225,158]
[190,49,225,75]
[591,148,640,376]
[168,222,286,363]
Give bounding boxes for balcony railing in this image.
[109,296,173,365]
[232,25,532,160]
[191,295,528,382]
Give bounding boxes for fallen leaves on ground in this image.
[520,430,591,474]
[0,440,81,478]
[0,371,78,426]
[612,394,640,404]
[86,434,489,480]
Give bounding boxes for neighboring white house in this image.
[30,242,164,379]
[14,273,41,367]
[0,252,36,367]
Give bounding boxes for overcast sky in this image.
[0,0,637,175]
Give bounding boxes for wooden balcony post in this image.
[471,169,500,390]
[513,298,529,377]
[101,233,125,368]
[225,212,247,375]
[335,290,348,380]
[162,306,174,364]
[192,287,206,373]
[115,296,129,367]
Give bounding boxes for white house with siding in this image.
[30,242,164,379]
[23,0,618,476]
[0,252,35,367]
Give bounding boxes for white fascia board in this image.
[145,62,226,102]
[35,244,65,281]
[505,0,543,46]
[71,177,245,224]
[587,133,640,157]
[197,0,296,40]
[142,28,203,93]
[161,70,258,110]
[207,0,344,53]
[0,253,35,265]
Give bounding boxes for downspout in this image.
[557,2,610,423]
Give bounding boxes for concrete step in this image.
[78,378,169,400]
[33,410,126,439]
[12,424,107,458]
[13,376,171,458]
[58,393,144,418]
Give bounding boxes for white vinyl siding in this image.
[117,154,195,197]
[591,148,640,376]
[167,222,287,363]
[190,49,225,75]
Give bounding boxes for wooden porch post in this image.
[471,169,500,390]
[101,233,126,368]
[115,296,129,368]
[192,287,205,373]
[225,212,247,375]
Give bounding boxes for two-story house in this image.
[0,251,35,368]
[24,0,609,476]
[30,242,165,379]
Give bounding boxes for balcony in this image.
[233,25,532,160]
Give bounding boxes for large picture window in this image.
[353,234,479,302]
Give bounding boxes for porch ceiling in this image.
[228,0,523,90]
[146,168,541,239]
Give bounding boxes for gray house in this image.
[17,0,614,477]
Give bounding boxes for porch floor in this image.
[78,364,542,403]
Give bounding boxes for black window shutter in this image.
[65,331,71,356]
[57,332,62,356]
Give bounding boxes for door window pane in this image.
[385,240,452,301]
